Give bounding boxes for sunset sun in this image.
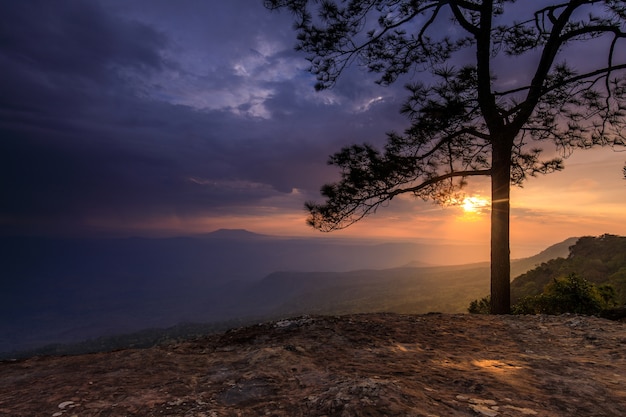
[461,196,490,213]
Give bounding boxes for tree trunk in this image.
[490,138,512,314]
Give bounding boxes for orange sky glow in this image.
[89,148,625,260]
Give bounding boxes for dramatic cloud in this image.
[1,0,624,246]
[0,0,406,236]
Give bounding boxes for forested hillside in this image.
[511,234,626,305]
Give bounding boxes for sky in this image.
[1,0,625,258]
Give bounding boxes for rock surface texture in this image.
[1,313,625,416]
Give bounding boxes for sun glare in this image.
[462,196,490,213]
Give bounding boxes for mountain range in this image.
[1,230,577,356]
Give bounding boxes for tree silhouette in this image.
[266,0,626,313]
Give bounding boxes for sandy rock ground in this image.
[1,313,625,417]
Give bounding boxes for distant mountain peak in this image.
[205,229,270,239]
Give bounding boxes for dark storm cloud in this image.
[0,0,411,236]
[1,0,171,233]
[0,0,167,93]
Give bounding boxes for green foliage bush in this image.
[469,273,618,315]
[511,235,626,306]
[468,296,491,314]
[471,235,626,315]
[512,274,614,315]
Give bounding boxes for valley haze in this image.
[1,229,576,357]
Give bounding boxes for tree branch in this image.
[407,126,491,161]
[499,67,625,122]
[390,169,491,197]
[515,1,582,129]
[449,1,479,35]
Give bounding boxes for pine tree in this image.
[266,0,626,313]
